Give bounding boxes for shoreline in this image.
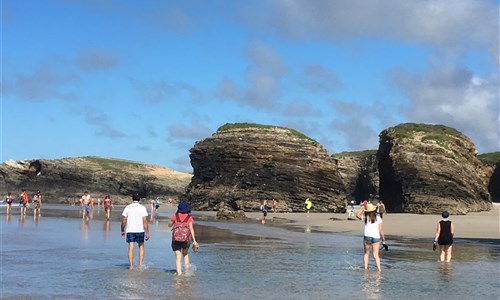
[193,203,500,240]
[3,202,498,240]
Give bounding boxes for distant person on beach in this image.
[168,201,198,276]
[356,203,386,272]
[103,194,113,221]
[376,200,386,219]
[154,197,160,213]
[32,191,42,216]
[150,198,155,215]
[19,190,28,215]
[434,211,454,262]
[5,192,14,214]
[260,200,268,223]
[304,198,312,214]
[80,191,91,220]
[272,199,278,212]
[362,199,368,208]
[121,193,149,270]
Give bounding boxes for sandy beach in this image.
[194,203,500,240]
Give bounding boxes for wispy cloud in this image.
[4,63,79,102]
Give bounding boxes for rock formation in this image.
[0,157,192,205]
[185,123,347,212]
[333,150,379,204]
[478,152,500,203]
[377,123,491,214]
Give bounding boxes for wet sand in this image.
[193,203,500,240]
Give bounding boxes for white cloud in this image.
[264,0,498,62]
[391,66,499,153]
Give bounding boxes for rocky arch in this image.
[377,141,405,212]
[488,163,500,203]
[351,171,377,204]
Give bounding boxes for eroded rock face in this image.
[334,151,379,205]
[486,162,500,202]
[377,124,491,214]
[0,157,192,205]
[185,126,347,212]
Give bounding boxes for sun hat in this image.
[365,203,377,212]
[177,201,192,213]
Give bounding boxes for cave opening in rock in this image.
[377,142,405,212]
[29,160,42,176]
[488,163,500,203]
[352,172,377,205]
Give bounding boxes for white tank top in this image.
[363,216,381,239]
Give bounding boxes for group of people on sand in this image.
[356,199,454,272]
[4,189,43,217]
[121,193,198,275]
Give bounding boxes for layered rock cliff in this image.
[0,157,192,204]
[377,123,491,214]
[478,152,500,203]
[185,123,347,212]
[333,150,378,204]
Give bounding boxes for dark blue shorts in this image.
[126,232,145,244]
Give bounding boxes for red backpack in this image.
[172,213,191,242]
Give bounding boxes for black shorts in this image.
[171,240,190,251]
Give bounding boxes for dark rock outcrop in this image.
[334,150,379,204]
[487,163,500,202]
[185,124,347,212]
[377,123,491,214]
[478,152,500,203]
[215,202,248,220]
[0,157,192,205]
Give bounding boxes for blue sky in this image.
[2,0,499,172]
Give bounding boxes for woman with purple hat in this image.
[168,201,198,275]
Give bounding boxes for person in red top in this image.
[19,189,28,215]
[167,201,198,275]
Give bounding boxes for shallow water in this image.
[1,205,499,299]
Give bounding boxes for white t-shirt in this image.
[122,202,148,233]
[362,215,381,239]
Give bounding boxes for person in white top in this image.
[356,203,386,272]
[121,193,149,270]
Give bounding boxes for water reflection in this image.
[5,213,11,223]
[438,262,453,283]
[19,214,26,226]
[33,213,41,226]
[80,218,90,241]
[103,220,111,240]
[362,270,383,299]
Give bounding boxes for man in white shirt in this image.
[121,193,149,270]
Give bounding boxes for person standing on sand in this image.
[376,200,386,219]
[260,200,268,223]
[304,198,312,214]
[272,199,278,213]
[103,194,113,221]
[434,211,454,262]
[168,201,198,276]
[356,203,386,272]
[121,193,149,270]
